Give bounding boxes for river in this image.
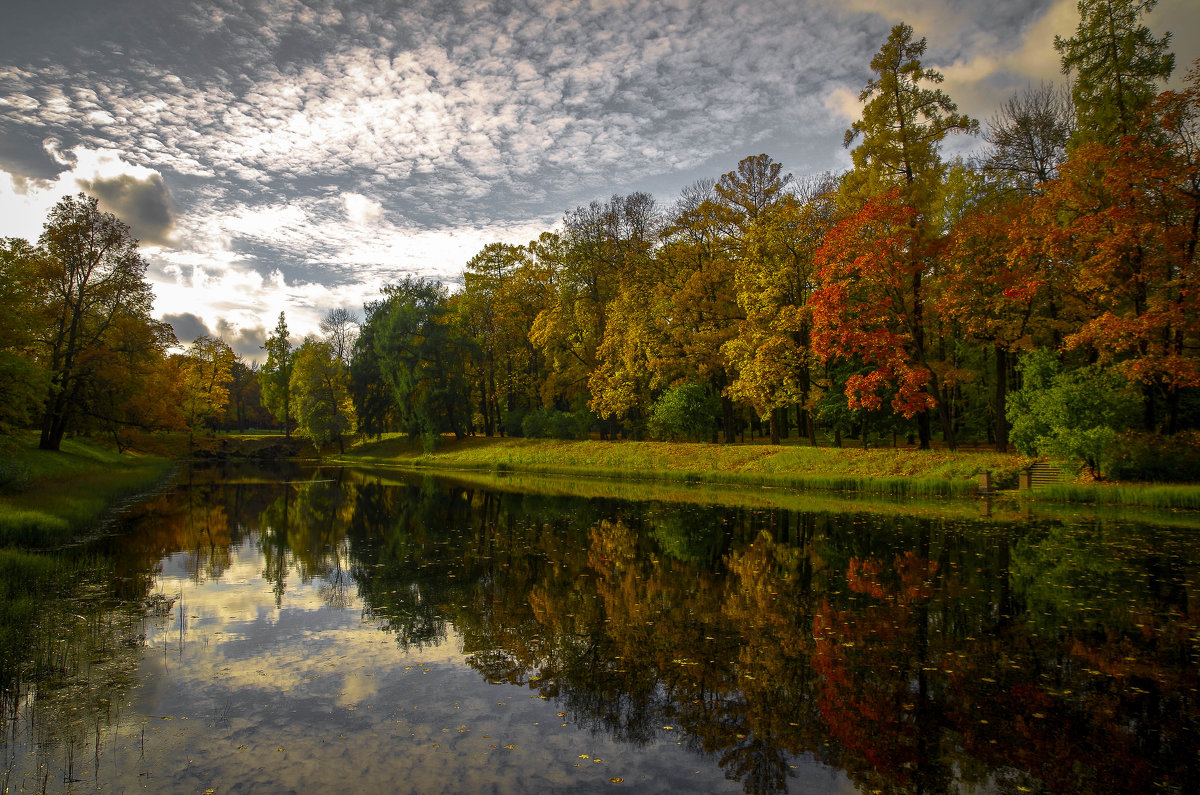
[2,463,1197,793]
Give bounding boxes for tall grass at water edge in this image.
[1032,482,1200,510]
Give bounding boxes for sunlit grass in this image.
[338,435,1022,499]
[0,434,171,547]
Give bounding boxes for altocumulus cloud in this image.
[0,0,1195,346]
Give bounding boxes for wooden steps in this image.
[1019,460,1062,491]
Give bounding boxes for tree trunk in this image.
[993,344,1009,452]
[769,409,781,446]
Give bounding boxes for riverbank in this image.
[0,435,172,547]
[334,435,1200,509]
[334,435,1027,497]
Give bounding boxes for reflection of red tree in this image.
[812,552,941,789]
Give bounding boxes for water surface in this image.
[2,465,1197,793]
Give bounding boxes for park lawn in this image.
[0,434,172,547]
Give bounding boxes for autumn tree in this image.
[724,176,836,445]
[822,23,977,449]
[179,335,236,436]
[261,312,294,436]
[33,194,160,451]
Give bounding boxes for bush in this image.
[521,408,582,439]
[1007,351,1139,476]
[648,384,720,442]
[1105,431,1200,482]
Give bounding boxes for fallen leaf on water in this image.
[609,778,624,784]
[579,754,590,759]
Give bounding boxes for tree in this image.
[34,194,158,451]
[372,276,475,445]
[349,301,396,439]
[0,238,49,439]
[723,178,836,445]
[1007,349,1139,476]
[1055,0,1174,147]
[179,335,235,436]
[983,82,1075,193]
[831,23,977,449]
[261,312,294,436]
[812,191,945,433]
[319,307,358,365]
[290,337,356,452]
[842,23,978,208]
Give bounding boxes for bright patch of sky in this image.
[1,0,1195,359]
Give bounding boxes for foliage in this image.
[290,337,356,451]
[261,312,294,436]
[647,383,720,442]
[31,194,159,451]
[372,276,475,441]
[520,407,583,440]
[1105,430,1200,482]
[179,335,235,434]
[1055,0,1174,146]
[1007,350,1139,475]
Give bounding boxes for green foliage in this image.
[647,384,720,442]
[1007,350,1139,475]
[1055,0,1174,145]
[1105,431,1200,482]
[372,277,475,440]
[291,337,356,451]
[261,312,294,435]
[521,407,583,439]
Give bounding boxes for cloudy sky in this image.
[1,0,1196,359]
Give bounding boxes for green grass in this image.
[0,434,171,547]
[1032,482,1200,510]
[337,435,1024,499]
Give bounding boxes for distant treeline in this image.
[2,3,1198,480]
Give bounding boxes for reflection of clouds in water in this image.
[116,538,763,793]
[144,538,466,704]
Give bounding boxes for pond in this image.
[1,464,1197,793]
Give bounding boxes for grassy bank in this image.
[334,435,1200,508]
[0,435,172,547]
[335,435,1028,498]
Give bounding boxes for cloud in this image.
[342,192,383,226]
[162,312,212,343]
[76,171,176,246]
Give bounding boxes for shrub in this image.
[648,384,720,442]
[521,408,581,439]
[1105,430,1200,482]
[1007,351,1139,476]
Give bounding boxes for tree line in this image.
[1,0,1197,478]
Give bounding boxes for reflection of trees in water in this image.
[8,467,1198,795]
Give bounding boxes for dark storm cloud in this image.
[76,172,176,245]
[215,319,268,361]
[163,312,212,343]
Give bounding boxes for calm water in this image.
[2,465,1198,794]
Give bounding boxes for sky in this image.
[1,0,1196,360]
